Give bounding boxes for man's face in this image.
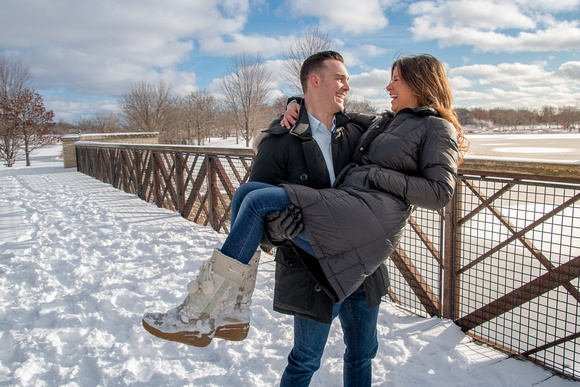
[316,59,350,114]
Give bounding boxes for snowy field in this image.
[0,138,579,386]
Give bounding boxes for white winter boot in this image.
[214,249,260,341]
[142,249,261,347]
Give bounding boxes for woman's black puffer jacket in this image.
[282,107,459,302]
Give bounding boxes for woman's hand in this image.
[280,100,300,129]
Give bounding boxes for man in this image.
[253,51,389,386]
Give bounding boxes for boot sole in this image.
[142,319,249,346]
[142,319,213,347]
[214,323,250,341]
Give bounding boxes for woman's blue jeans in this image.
[281,287,380,387]
[221,181,316,264]
[227,183,379,385]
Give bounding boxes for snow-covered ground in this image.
[0,142,578,386]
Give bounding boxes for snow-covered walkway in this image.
[0,145,576,386]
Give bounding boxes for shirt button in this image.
[359,147,364,151]
[299,173,308,181]
[286,260,293,267]
[314,284,322,292]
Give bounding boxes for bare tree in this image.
[75,111,123,134]
[182,90,218,145]
[453,106,580,132]
[214,106,237,141]
[271,95,290,118]
[281,27,332,95]
[119,80,177,139]
[217,54,272,147]
[558,106,580,131]
[0,109,19,167]
[344,96,379,115]
[0,55,31,98]
[0,55,52,167]
[52,119,77,135]
[92,111,123,133]
[0,55,31,166]
[541,106,556,129]
[7,88,55,166]
[73,117,93,135]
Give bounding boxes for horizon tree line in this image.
[456,106,580,132]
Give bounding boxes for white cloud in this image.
[513,0,580,12]
[450,62,552,87]
[288,0,390,34]
[452,89,496,102]
[449,61,580,108]
[409,0,580,52]
[351,60,580,111]
[449,75,474,89]
[199,34,294,57]
[554,61,580,79]
[410,0,536,31]
[360,45,388,57]
[0,0,252,97]
[348,68,391,99]
[341,51,365,69]
[472,85,580,109]
[264,59,287,84]
[42,97,93,123]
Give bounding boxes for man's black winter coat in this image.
[249,101,390,324]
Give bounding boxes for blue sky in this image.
[1,0,579,122]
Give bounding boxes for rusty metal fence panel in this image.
[75,143,254,233]
[75,142,580,380]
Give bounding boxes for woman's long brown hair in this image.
[393,54,469,162]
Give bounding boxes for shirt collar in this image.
[307,112,336,134]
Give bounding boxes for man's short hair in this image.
[300,51,344,93]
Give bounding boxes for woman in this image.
[143,53,467,347]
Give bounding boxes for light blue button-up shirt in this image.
[308,112,336,185]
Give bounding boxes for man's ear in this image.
[309,73,320,88]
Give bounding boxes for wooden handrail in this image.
[74,141,256,157]
[75,142,580,183]
[460,156,580,184]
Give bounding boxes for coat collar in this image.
[396,106,440,117]
[263,99,351,139]
[289,100,351,140]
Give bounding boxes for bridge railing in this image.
[75,141,580,380]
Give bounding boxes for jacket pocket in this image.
[274,253,315,311]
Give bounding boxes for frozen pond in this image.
[466,133,580,162]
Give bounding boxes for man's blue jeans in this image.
[222,181,315,264]
[281,287,380,387]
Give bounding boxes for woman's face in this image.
[386,66,418,112]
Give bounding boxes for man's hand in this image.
[280,100,300,129]
[263,204,304,245]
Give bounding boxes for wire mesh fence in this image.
[385,206,444,318]
[453,176,580,379]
